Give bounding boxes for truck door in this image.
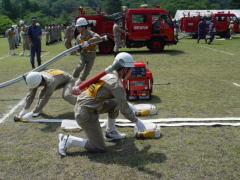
[215,15,229,32]
[127,13,151,40]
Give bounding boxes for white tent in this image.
[174,10,240,20]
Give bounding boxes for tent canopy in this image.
[174,10,240,20]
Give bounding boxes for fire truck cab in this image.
[76,5,177,54]
[123,61,153,100]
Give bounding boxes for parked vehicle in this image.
[75,5,177,53]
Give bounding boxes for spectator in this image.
[173,19,180,40]
[28,17,42,69]
[207,20,215,45]
[229,21,234,40]
[45,24,50,45]
[12,25,19,48]
[64,25,74,50]
[58,24,62,41]
[113,18,127,57]
[19,20,30,56]
[197,18,207,43]
[5,27,16,55]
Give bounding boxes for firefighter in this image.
[45,24,50,45]
[72,17,101,83]
[15,69,77,121]
[197,17,207,44]
[64,25,74,50]
[229,21,234,40]
[113,18,127,57]
[5,26,16,55]
[28,17,42,69]
[19,20,30,56]
[58,52,146,156]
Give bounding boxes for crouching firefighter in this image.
[14,69,77,121]
[58,52,146,156]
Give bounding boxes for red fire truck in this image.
[75,5,177,54]
[122,61,153,100]
[180,12,240,38]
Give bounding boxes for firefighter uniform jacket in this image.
[76,29,101,52]
[76,71,138,122]
[24,69,76,114]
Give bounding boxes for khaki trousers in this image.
[72,52,96,81]
[75,99,119,152]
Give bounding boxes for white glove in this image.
[19,109,27,117]
[22,111,34,120]
[81,41,89,47]
[135,119,146,132]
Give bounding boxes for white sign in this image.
[133,26,148,30]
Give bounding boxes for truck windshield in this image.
[132,14,147,23]
[131,67,146,77]
[228,16,239,23]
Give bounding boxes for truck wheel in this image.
[148,39,164,52]
[99,40,114,54]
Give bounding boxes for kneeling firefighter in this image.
[58,52,146,156]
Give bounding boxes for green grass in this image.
[1,35,240,179]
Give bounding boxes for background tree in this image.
[104,0,122,14]
[1,0,13,18]
[0,0,235,27]
[229,0,240,8]
[0,15,14,36]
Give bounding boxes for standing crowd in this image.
[45,24,63,45]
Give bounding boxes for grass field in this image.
[0,35,240,180]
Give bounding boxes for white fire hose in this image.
[0,36,107,88]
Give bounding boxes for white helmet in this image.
[113,52,135,69]
[76,17,88,27]
[19,20,24,25]
[26,72,42,89]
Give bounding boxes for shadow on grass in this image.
[97,49,184,56]
[36,112,75,132]
[232,36,240,39]
[68,137,166,179]
[129,95,161,104]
